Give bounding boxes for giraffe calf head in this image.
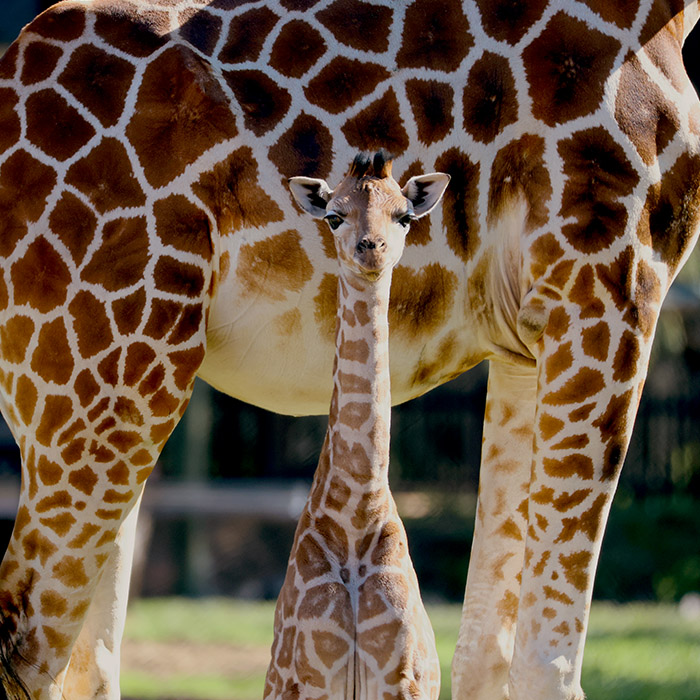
[289,152,449,281]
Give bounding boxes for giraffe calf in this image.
[264,152,449,700]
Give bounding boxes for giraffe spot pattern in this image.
[341,89,409,156]
[316,0,393,53]
[475,0,548,44]
[406,80,455,147]
[127,45,238,188]
[559,127,639,254]
[58,44,136,128]
[269,20,326,78]
[93,3,168,57]
[49,193,97,266]
[21,41,62,85]
[26,90,95,161]
[194,147,283,233]
[66,138,146,215]
[397,0,472,72]
[178,8,222,56]
[225,69,291,136]
[463,52,518,144]
[269,112,334,179]
[218,6,279,64]
[522,12,621,126]
[0,89,21,156]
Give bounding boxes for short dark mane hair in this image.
[348,150,394,179]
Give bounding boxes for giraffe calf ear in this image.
[288,177,333,219]
[402,173,451,218]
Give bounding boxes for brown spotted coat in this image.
[0,1,698,699]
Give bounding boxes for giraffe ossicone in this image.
[265,152,448,700]
[0,1,699,699]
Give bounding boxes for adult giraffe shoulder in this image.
[0,1,699,699]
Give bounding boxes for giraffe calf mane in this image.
[348,150,394,180]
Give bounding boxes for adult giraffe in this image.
[0,0,699,699]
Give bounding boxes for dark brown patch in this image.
[30,318,74,385]
[178,9,223,56]
[389,264,457,337]
[269,113,334,179]
[153,257,205,298]
[489,134,551,230]
[529,233,565,280]
[594,247,634,313]
[475,0,547,43]
[49,193,97,266]
[22,529,57,566]
[236,231,314,301]
[143,301,181,342]
[26,89,95,161]
[568,265,605,319]
[30,4,86,41]
[592,390,633,446]
[224,69,291,136]
[126,45,238,187]
[341,89,409,155]
[544,341,573,383]
[113,288,147,337]
[94,5,168,57]
[615,51,679,165]
[69,291,114,359]
[316,0,393,53]
[612,330,640,382]
[21,41,62,85]
[66,138,146,214]
[0,88,21,155]
[167,305,203,346]
[154,195,212,260]
[405,80,454,146]
[558,127,639,253]
[581,322,611,362]
[98,348,122,386]
[81,217,149,291]
[639,151,700,272]
[579,0,640,28]
[463,52,518,143]
[269,20,326,78]
[543,367,605,405]
[11,237,70,313]
[74,370,100,408]
[218,7,279,63]
[304,57,390,115]
[397,0,472,71]
[0,43,18,80]
[522,12,621,126]
[0,316,34,364]
[16,375,38,426]
[168,346,205,391]
[434,148,480,262]
[36,395,72,447]
[193,146,284,233]
[58,44,136,128]
[0,150,56,258]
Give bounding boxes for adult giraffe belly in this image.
[198,240,485,416]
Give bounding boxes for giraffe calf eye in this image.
[324,214,344,230]
[398,214,414,228]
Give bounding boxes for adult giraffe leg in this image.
[507,297,658,700]
[0,280,207,699]
[452,360,536,700]
[60,490,144,699]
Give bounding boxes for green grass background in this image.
[121,598,700,700]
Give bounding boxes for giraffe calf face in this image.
[289,153,449,281]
